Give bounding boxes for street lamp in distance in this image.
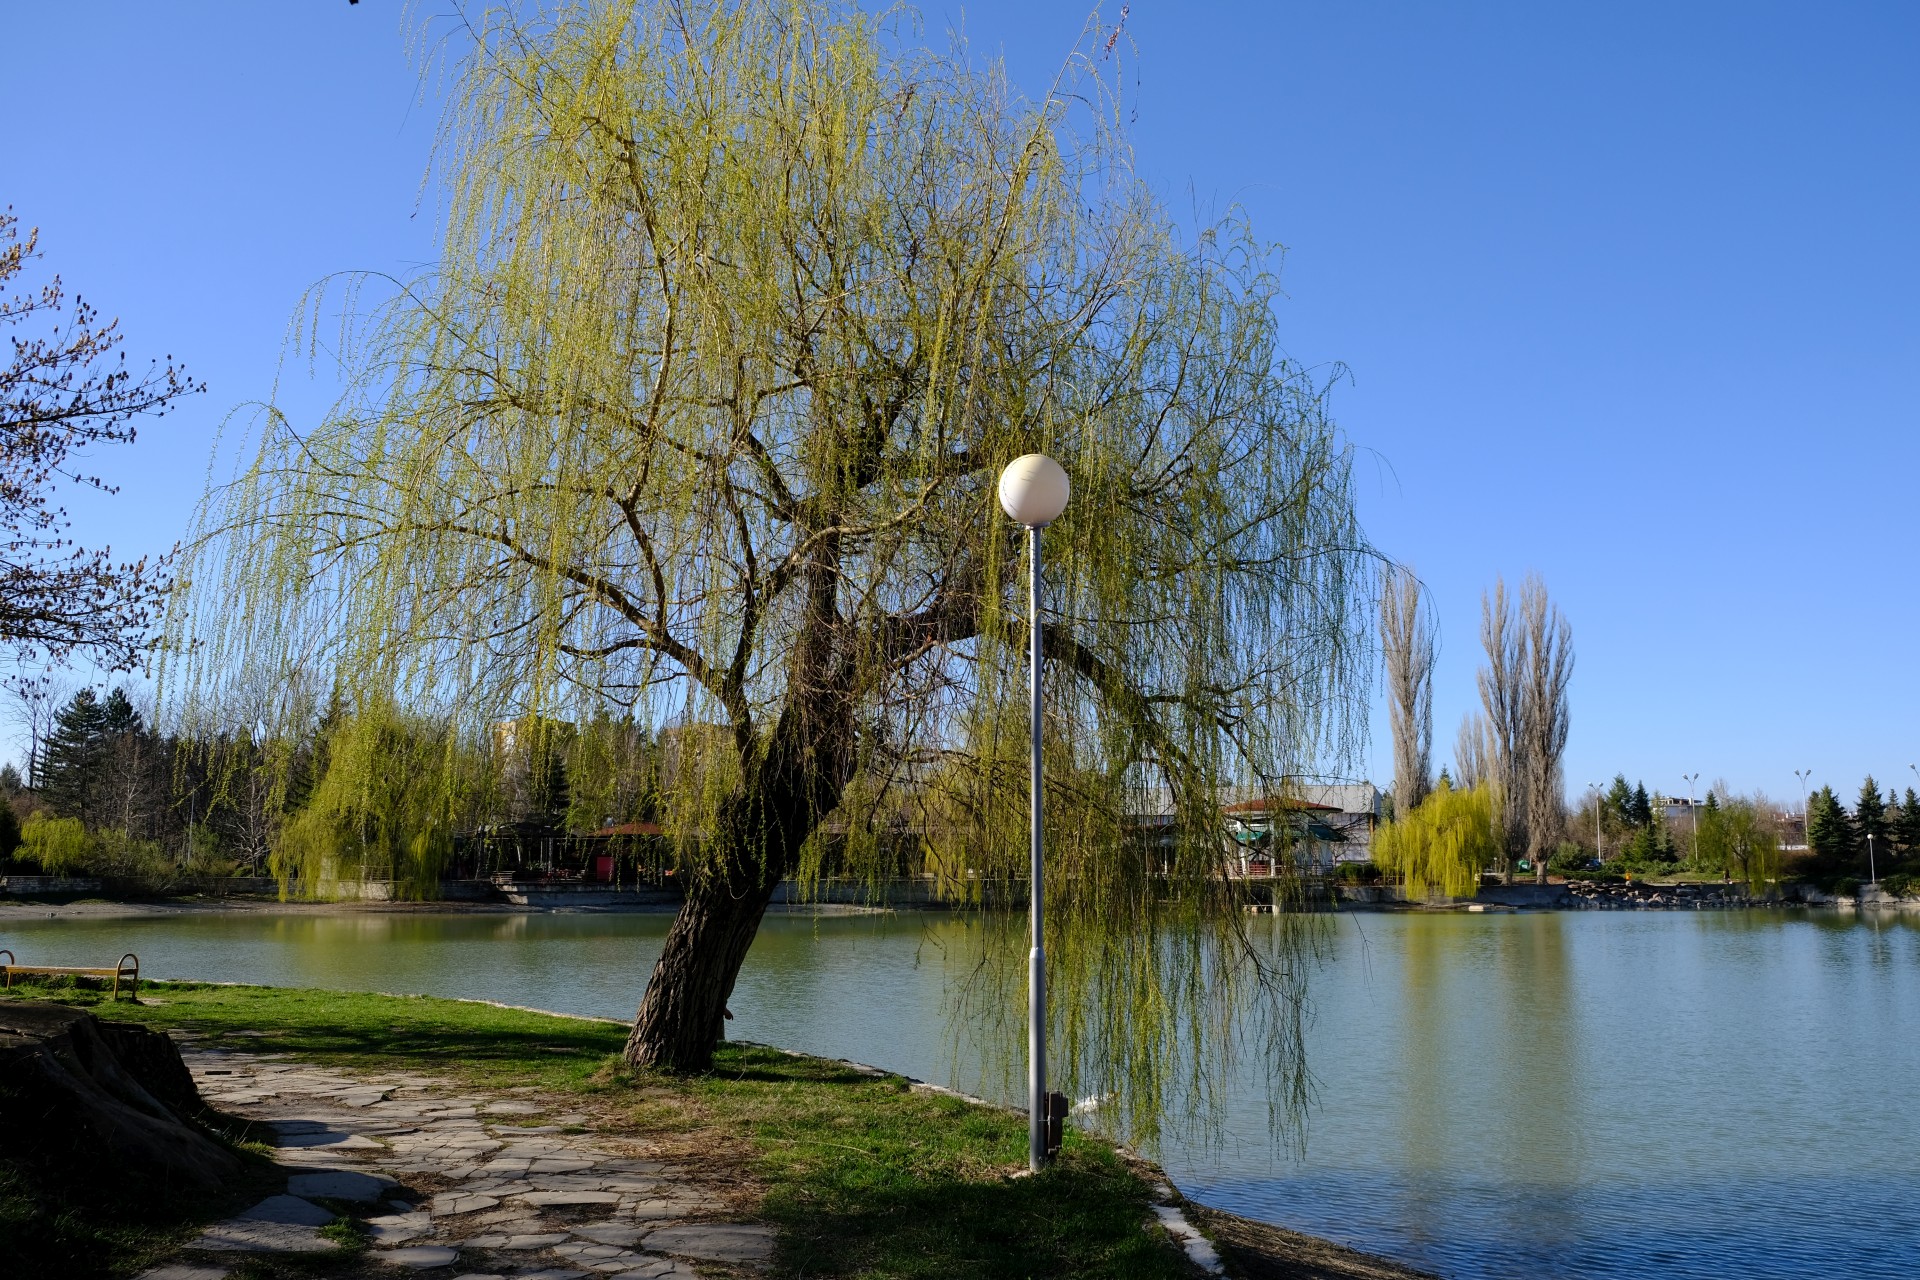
[997,453,1070,1173]
[1682,772,1700,861]
[1793,769,1814,852]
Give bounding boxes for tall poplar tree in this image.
[1380,566,1434,814]
[170,0,1376,1121]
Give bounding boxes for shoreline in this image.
[0,896,887,919]
[5,891,1910,921]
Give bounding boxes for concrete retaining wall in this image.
[0,876,104,895]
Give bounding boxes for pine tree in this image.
[1899,788,1920,855]
[1855,776,1887,847]
[1606,775,1633,824]
[39,686,144,827]
[1807,786,1857,863]
[1630,782,1653,829]
[100,687,140,737]
[40,689,110,823]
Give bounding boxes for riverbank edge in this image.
[6,888,1914,921]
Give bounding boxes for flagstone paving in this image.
[135,1044,775,1280]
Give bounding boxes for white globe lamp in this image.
[997,453,1070,528]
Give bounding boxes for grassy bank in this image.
[0,979,1190,1279]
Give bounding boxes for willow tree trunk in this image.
[624,557,855,1073]
[623,746,836,1072]
[623,851,785,1072]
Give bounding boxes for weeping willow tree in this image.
[166,0,1376,1133]
[273,703,466,900]
[1372,777,1501,901]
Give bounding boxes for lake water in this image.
[4,905,1915,1279]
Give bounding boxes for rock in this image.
[375,1244,461,1268]
[553,1240,644,1263]
[628,1194,721,1219]
[642,1222,776,1264]
[572,1222,648,1246]
[134,1267,232,1280]
[238,1194,336,1227]
[286,1168,395,1201]
[365,1210,434,1243]
[517,1189,620,1207]
[195,1216,340,1253]
[500,1231,573,1248]
[0,1001,241,1196]
[277,1129,386,1150]
[430,1192,501,1215]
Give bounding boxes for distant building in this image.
[1127,781,1382,874]
[1658,794,1700,825]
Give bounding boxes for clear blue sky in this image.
[4,3,1916,810]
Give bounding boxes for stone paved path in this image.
[135,1044,775,1280]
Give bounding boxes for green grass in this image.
[1,979,1189,1279]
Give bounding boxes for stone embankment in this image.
[1563,880,1759,910]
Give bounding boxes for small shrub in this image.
[1333,860,1378,884]
[1833,877,1861,899]
[1548,844,1596,878]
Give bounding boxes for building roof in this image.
[586,821,664,838]
[1221,797,1338,814]
[1129,782,1381,819]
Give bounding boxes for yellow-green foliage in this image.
[1694,797,1779,896]
[272,707,463,899]
[19,814,95,875]
[1373,779,1501,901]
[167,0,1376,1141]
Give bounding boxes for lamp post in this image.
[998,453,1070,1172]
[1589,782,1603,861]
[1794,769,1813,852]
[1682,772,1700,862]
[1867,831,1878,889]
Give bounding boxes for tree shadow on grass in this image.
[705,1046,1188,1280]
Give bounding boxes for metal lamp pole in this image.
[1589,783,1603,860]
[1682,772,1700,862]
[999,454,1070,1172]
[1794,769,1813,852]
[1867,831,1878,888]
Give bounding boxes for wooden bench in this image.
[0,950,140,1000]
